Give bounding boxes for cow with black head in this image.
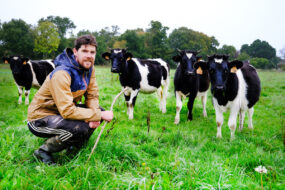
[102,49,170,119]
[172,49,210,124]
[2,56,55,104]
[194,54,261,139]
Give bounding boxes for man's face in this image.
[73,44,96,70]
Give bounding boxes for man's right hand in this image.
[101,111,113,122]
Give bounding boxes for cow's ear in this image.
[22,58,29,65]
[102,52,111,60]
[194,61,208,75]
[125,52,133,61]
[172,55,181,63]
[229,60,243,73]
[2,57,10,64]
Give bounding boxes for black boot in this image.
[34,136,67,165]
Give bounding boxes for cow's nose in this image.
[215,85,224,90]
[185,71,195,76]
[111,68,119,73]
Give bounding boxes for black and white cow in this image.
[102,49,170,119]
[194,54,261,139]
[2,56,55,104]
[172,50,210,124]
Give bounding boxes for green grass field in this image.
[0,64,284,189]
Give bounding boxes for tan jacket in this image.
[27,68,101,122]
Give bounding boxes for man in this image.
[27,34,113,165]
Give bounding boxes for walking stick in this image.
[87,87,128,162]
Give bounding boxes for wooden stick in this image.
[87,87,128,162]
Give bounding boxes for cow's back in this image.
[30,60,55,85]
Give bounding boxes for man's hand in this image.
[101,110,113,122]
[89,121,100,128]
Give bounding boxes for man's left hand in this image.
[89,121,100,128]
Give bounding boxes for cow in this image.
[2,56,55,104]
[102,49,170,119]
[172,50,210,124]
[194,54,261,140]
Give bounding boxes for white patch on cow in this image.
[113,50,122,54]
[133,58,157,93]
[16,84,23,104]
[27,61,40,87]
[177,91,190,99]
[174,91,183,124]
[13,56,19,60]
[197,90,208,117]
[214,58,223,64]
[25,90,30,104]
[186,53,193,59]
[45,59,55,69]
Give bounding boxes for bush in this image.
[250,57,274,69]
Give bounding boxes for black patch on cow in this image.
[119,59,141,90]
[12,64,33,90]
[240,63,261,108]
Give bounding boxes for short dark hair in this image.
[74,34,97,50]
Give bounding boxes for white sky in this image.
[1,0,285,55]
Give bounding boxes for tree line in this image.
[0,16,282,69]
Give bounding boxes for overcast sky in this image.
[2,0,285,55]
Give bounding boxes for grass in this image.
[0,64,284,189]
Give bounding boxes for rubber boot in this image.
[34,136,67,165]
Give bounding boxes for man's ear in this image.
[172,55,181,63]
[229,60,243,73]
[102,52,111,60]
[2,57,10,64]
[125,52,133,61]
[194,61,208,75]
[22,58,29,65]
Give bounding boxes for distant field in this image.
[0,64,284,189]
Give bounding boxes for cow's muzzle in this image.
[111,68,119,73]
[185,71,195,76]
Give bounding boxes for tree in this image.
[38,16,76,39]
[0,19,34,57]
[119,29,149,58]
[241,39,276,60]
[250,57,274,69]
[145,20,170,59]
[168,27,219,59]
[33,21,60,58]
[217,45,237,59]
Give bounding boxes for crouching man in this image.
[27,34,113,165]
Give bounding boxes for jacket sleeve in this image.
[49,70,101,121]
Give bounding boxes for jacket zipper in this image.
[82,72,87,90]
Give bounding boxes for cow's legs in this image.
[228,106,239,140]
[248,107,254,129]
[215,106,224,138]
[157,87,164,112]
[17,85,23,104]
[24,89,30,105]
[125,89,139,120]
[201,94,207,117]
[161,78,169,113]
[187,94,196,121]
[174,91,183,124]
[239,109,246,131]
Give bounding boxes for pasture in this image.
[0,64,284,189]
